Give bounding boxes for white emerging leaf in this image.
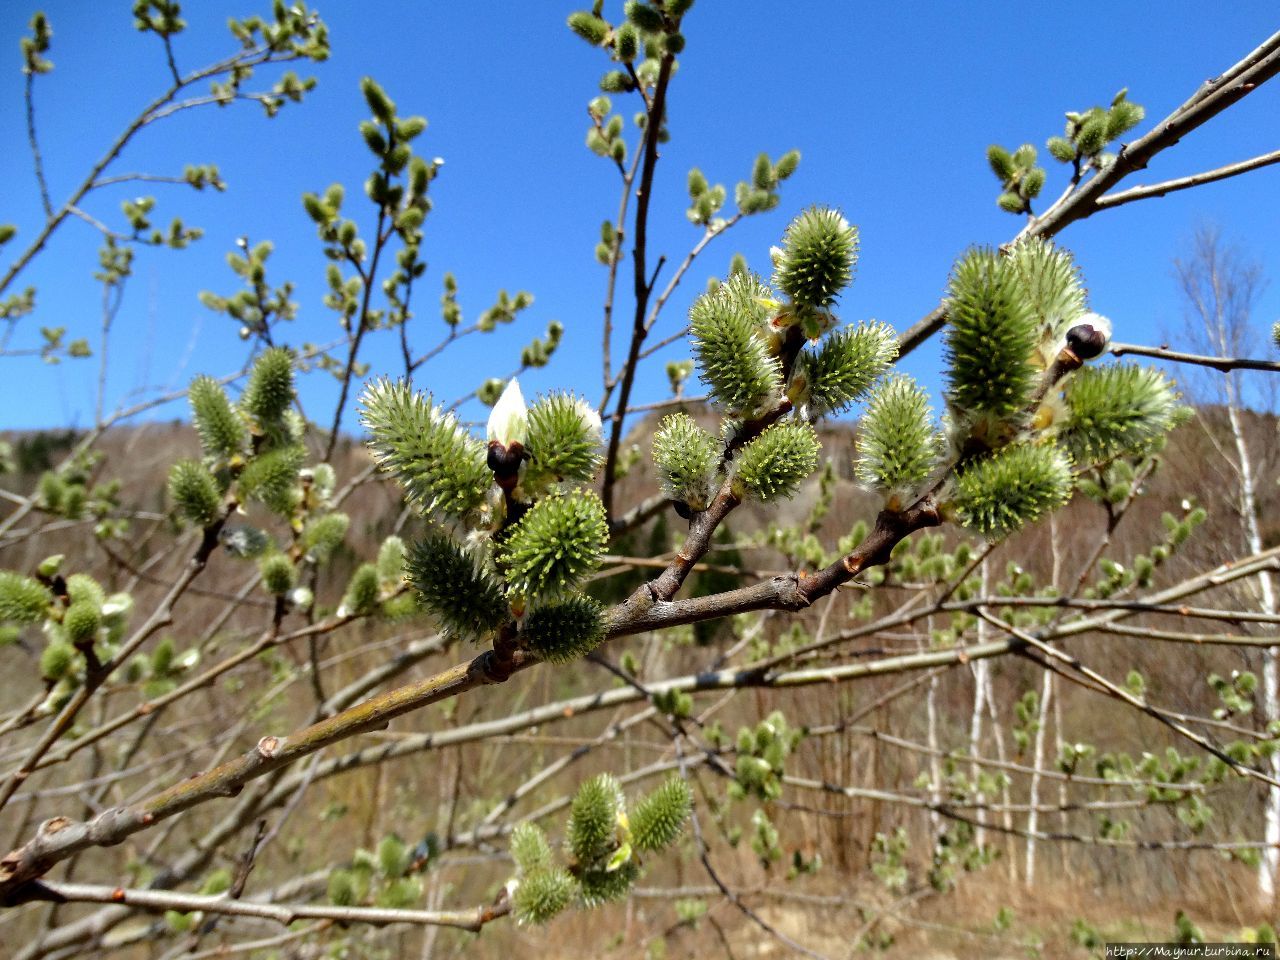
[571,397,603,440]
[487,378,529,447]
[1077,311,1112,342]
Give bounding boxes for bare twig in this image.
[896,31,1280,359]
[27,881,510,932]
[1109,340,1280,373]
[1095,147,1280,210]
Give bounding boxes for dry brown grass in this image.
[1,407,1276,957]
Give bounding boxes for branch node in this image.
[37,817,71,839]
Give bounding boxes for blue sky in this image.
[1,2,1278,431]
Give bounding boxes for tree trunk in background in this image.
[926,632,943,839]
[1029,514,1066,886]
[1223,377,1280,902]
[1025,665,1054,887]
[1173,226,1279,904]
[969,563,990,851]
[982,670,1018,883]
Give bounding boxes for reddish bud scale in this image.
[1065,323,1107,361]
[487,440,526,490]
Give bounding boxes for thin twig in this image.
[1109,340,1280,373]
[27,881,510,932]
[1095,147,1280,210]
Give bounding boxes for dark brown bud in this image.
[487,440,524,473]
[1065,323,1107,361]
[487,440,525,491]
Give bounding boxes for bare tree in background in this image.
[1174,225,1279,903]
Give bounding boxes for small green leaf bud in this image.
[41,641,76,681]
[238,445,305,515]
[340,563,380,617]
[359,76,395,123]
[997,191,1025,213]
[953,444,1073,539]
[578,860,640,906]
[188,376,247,460]
[359,120,387,155]
[64,574,102,612]
[653,412,719,510]
[567,11,609,46]
[510,822,553,874]
[512,867,575,925]
[774,149,800,180]
[1007,237,1086,335]
[523,596,605,663]
[301,512,350,560]
[690,273,780,417]
[167,460,223,527]
[63,601,101,645]
[327,869,358,907]
[524,393,603,488]
[259,554,296,596]
[384,144,409,175]
[1046,136,1076,163]
[1012,143,1037,169]
[791,321,897,417]
[498,493,608,600]
[199,869,232,897]
[1076,114,1107,156]
[376,536,406,589]
[856,374,941,504]
[986,145,1015,182]
[1105,99,1144,140]
[1058,364,1180,464]
[624,1,664,32]
[586,128,609,156]
[568,773,624,865]
[734,421,820,503]
[395,115,426,141]
[241,347,294,424]
[377,834,410,878]
[631,775,693,852]
[614,21,638,60]
[1022,167,1046,199]
[944,247,1039,424]
[588,95,611,120]
[302,192,328,223]
[772,206,858,308]
[751,153,773,191]
[359,378,490,520]
[406,533,508,641]
[599,70,633,93]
